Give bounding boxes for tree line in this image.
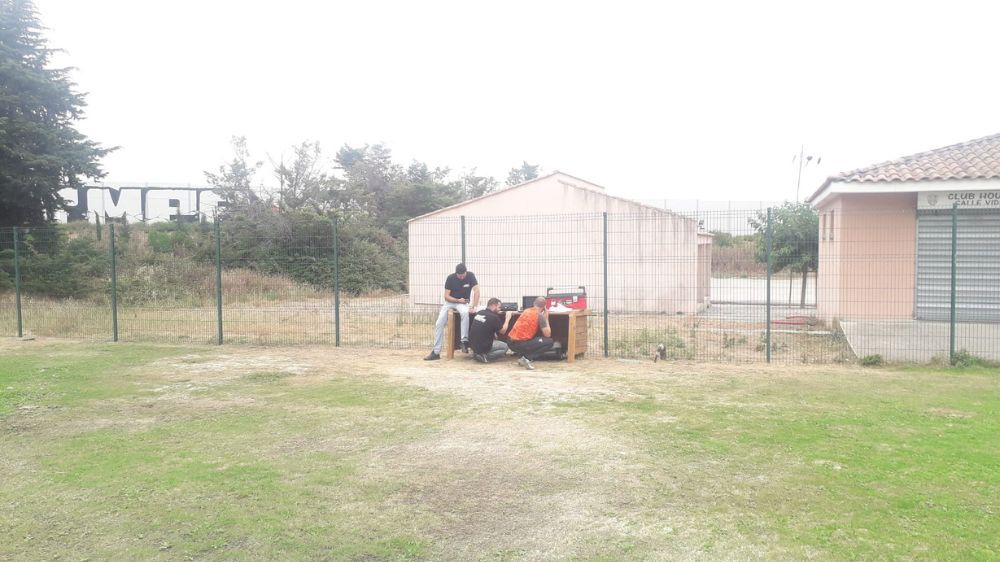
[203,136,540,293]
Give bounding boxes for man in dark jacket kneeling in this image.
[469,298,514,364]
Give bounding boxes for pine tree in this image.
[0,0,113,225]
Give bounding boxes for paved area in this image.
[698,303,816,324]
[711,277,817,306]
[841,320,1000,362]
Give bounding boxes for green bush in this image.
[146,222,210,257]
[0,229,109,300]
[0,249,13,292]
[860,354,884,367]
[709,230,735,248]
[217,210,406,295]
[950,350,997,369]
[1,207,411,302]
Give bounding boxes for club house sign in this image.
[918,190,1000,210]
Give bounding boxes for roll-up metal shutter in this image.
[916,210,1000,321]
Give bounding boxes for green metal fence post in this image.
[950,202,958,364]
[12,227,23,338]
[333,216,341,347]
[214,217,223,345]
[603,212,609,357]
[460,215,466,265]
[766,207,773,363]
[109,223,118,342]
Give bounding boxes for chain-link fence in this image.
[2,205,998,365]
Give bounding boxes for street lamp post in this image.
[794,145,821,202]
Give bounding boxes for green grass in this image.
[1,341,997,560]
[1,343,455,560]
[554,370,999,560]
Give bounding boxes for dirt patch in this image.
[263,346,866,406]
[156,351,316,380]
[926,407,975,418]
[371,415,660,559]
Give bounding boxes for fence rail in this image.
[2,204,998,365]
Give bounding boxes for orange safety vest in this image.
[508,308,540,341]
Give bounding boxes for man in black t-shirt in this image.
[424,263,480,360]
[469,297,514,364]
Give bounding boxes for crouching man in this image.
[506,296,555,370]
[469,297,514,364]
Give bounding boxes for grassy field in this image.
[1,340,997,560]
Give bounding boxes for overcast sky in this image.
[33,0,1000,203]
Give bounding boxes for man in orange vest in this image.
[507,296,555,370]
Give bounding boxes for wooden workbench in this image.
[445,309,588,362]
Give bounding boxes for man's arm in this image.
[469,285,480,311]
[539,309,552,338]
[443,289,466,304]
[500,311,513,334]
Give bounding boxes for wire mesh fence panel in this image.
[466,212,605,354]
[465,213,604,305]
[606,211,721,360]
[11,224,112,340]
[2,201,998,365]
[688,207,849,363]
[395,216,463,350]
[0,228,18,337]
[604,207,848,363]
[218,215,335,345]
[114,221,217,343]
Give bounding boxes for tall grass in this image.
[712,239,765,277]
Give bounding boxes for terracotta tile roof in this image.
[836,132,1000,183]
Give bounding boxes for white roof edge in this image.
[407,171,568,222]
[407,170,698,224]
[407,170,619,223]
[811,177,1000,208]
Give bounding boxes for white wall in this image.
[408,174,703,313]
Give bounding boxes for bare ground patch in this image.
[370,415,656,560]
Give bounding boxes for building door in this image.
[916,209,1000,321]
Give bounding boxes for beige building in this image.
[408,172,711,313]
[808,133,1000,322]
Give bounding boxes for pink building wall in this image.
[408,173,706,313]
[817,193,917,321]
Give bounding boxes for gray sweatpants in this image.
[432,302,469,354]
[480,340,509,360]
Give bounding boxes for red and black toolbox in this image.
[544,286,587,311]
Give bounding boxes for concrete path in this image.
[698,303,815,324]
[841,320,1000,362]
[711,276,817,306]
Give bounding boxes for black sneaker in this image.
[474,353,488,364]
[424,351,440,361]
[460,340,469,354]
